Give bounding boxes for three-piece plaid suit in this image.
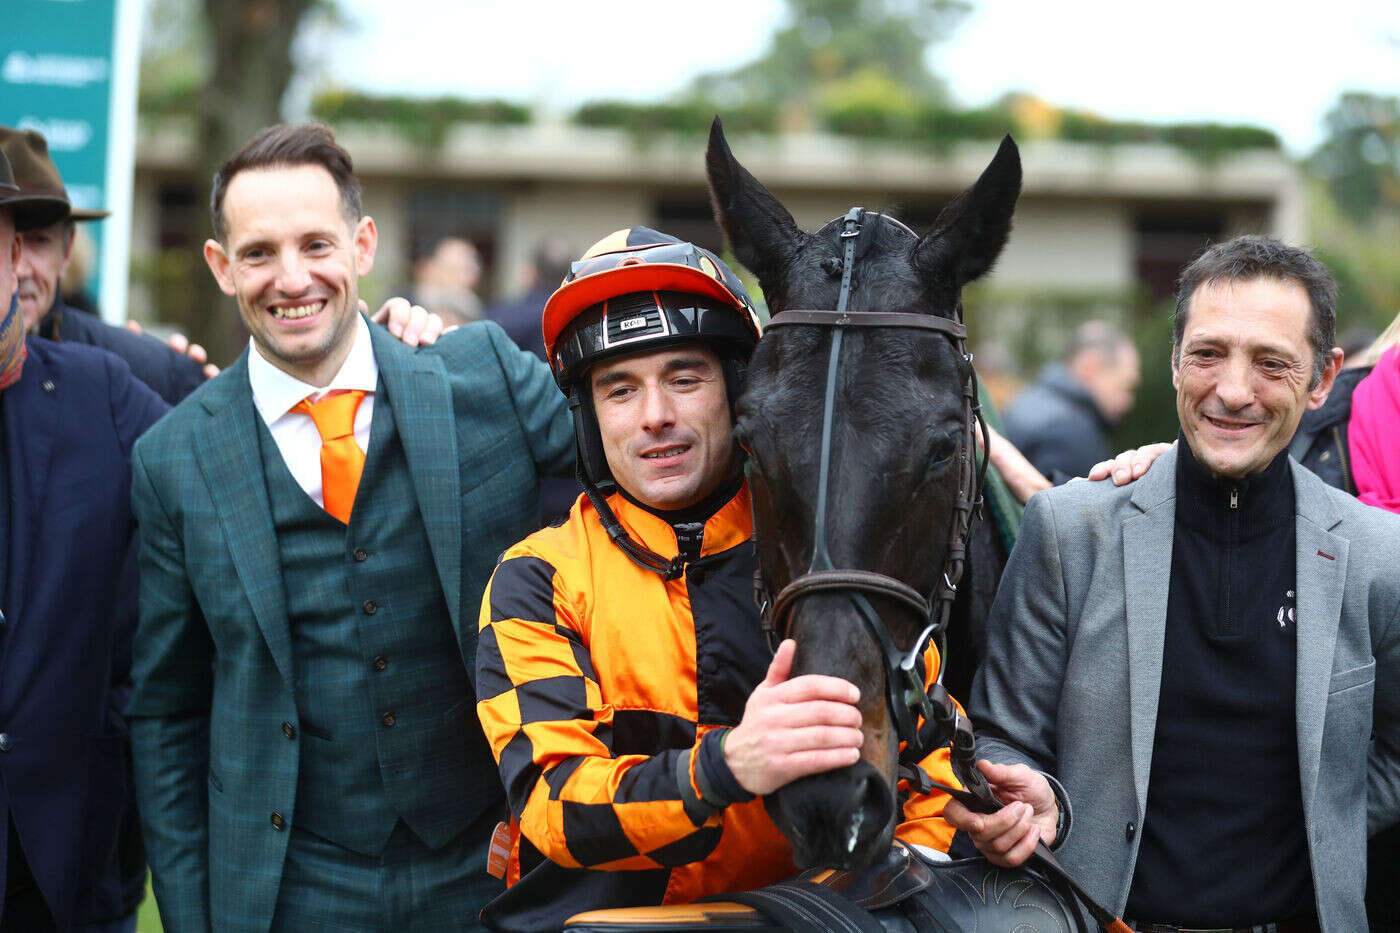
[127,319,574,932]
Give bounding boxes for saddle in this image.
[562,842,1089,932]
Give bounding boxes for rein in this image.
[753,206,993,796]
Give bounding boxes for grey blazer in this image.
[970,446,1400,932]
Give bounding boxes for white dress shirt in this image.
[248,315,379,508]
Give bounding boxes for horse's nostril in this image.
[858,771,894,830]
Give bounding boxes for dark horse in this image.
[562,126,1104,933]
[706,120,1018,873]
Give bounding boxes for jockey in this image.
[475,227,962,930]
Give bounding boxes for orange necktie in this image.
[292,389,367,524]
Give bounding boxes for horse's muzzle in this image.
[770,759,896,871]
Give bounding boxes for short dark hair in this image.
[210,123,362,242]
[1173,235,1337,387]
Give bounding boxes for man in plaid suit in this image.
[128,124,574,932]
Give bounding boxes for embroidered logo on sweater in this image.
[1276,589,1296,629]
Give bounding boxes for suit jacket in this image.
[970,446,1400,932]
[39,301,206,406]
[127,319,574,933]
[0,338,168,929]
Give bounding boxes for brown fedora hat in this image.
[0,141,70,232]
[0,126,109,227]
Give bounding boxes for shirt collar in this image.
[248,314,378,425]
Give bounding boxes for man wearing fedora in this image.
[0,141,171,931]
[0,127,207,405]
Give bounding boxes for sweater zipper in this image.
[1223,485,1239,636]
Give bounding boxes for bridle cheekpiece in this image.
[752,207,993,804]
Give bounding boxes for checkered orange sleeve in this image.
[477,553,727,872]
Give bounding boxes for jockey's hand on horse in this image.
[366,297,455,346]
[942,760,1059,868]
[724,639,864,796]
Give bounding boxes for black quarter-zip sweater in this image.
[1125,439,1314,926]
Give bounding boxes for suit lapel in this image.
[1122,446,1179,810]
[193,352,294,686]
[3,344,57,628]
[369,324,463,632]
[1291,465,1346,815]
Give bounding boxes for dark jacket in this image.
[1002,363,1112,483]
[0,338,168,928]
[1288,366,1369,496]
[1290,363,1400,929]
[39,301,205,406]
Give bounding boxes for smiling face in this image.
[590,344,735,511]
[1174,277,1341,480]
[203,164,376,387]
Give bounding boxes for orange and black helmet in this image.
[542,227,762,495]
[543,227,761,390]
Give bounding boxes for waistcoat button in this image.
[1126,821,1136,840]
[363,600,378,615]
[381,712,396,727]
[353,548,368,562]
[373,657,387,672]
[281,722,295,739]
[270,812,285,830]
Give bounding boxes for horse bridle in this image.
[752,207,993,800]
[748,208,1133,933]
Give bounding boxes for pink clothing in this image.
[1349,345,1400,513]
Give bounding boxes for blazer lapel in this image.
[193,353,294,686]
[370,324,463,632]
[1291,465,1346,816]
[3,345,57,628]
[1122,445,1179,810]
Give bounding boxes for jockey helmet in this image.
[543,227,761,490]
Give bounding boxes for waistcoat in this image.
[257,389,476,855]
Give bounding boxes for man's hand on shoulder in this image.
[1082,441,1174,486]
[942,760,1059,867]
[368,297,454,347]
[724,639,864,796]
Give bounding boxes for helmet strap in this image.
[568,385,614,488]
[577,464,684,579]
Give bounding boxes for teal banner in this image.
[2,0,139,321]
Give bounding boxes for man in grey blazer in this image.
[947,236,1400,932]
[128,124,574,932]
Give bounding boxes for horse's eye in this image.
[927,431,959,466]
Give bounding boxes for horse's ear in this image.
[706,116,804,292]
[913,134,1022,289]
